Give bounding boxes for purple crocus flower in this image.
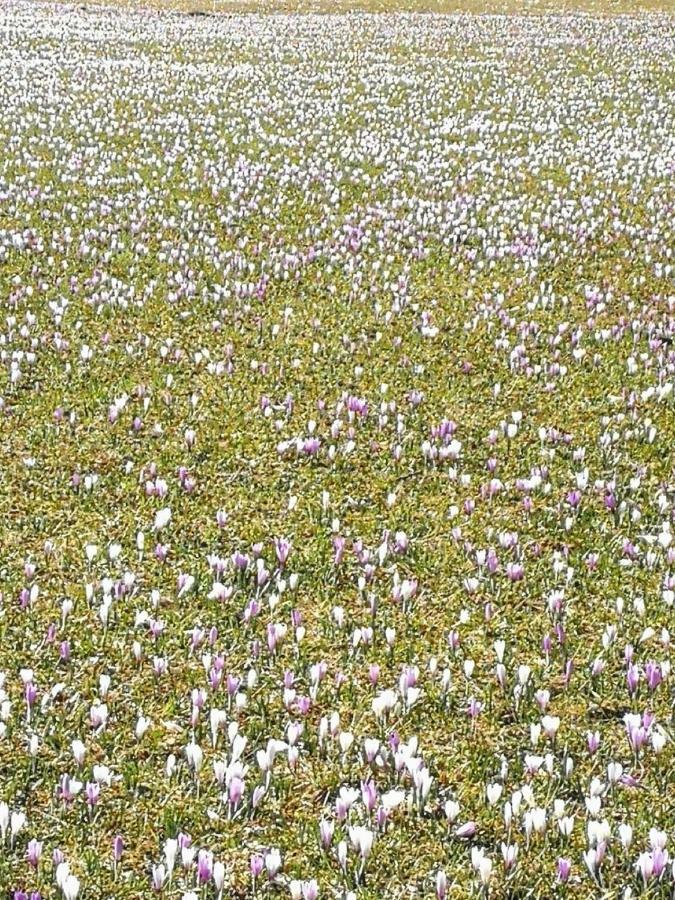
[274,537,291,567]
[24,682,38,709]
[645,662,662,692]
[229,776,244,808]
[467,697,483,719]
[361,780,378,813]
[197,849,214,884]
[112,835,124,862]
[85,781,100,806]
[626,664,639,696]
[319,820,334,849]
[651,847,668,878]
[557,858,571,883]
[177,831,192,850]
[333,536,346,566]
[26,838,42,868]
[587,731,601,754]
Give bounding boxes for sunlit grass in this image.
[0,1,674,898]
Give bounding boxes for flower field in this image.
[1,1,674,897]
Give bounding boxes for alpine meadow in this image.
[0,1,675,898]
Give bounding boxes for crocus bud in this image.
[112,835,124,862]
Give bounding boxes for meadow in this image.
[0,0,674,896]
